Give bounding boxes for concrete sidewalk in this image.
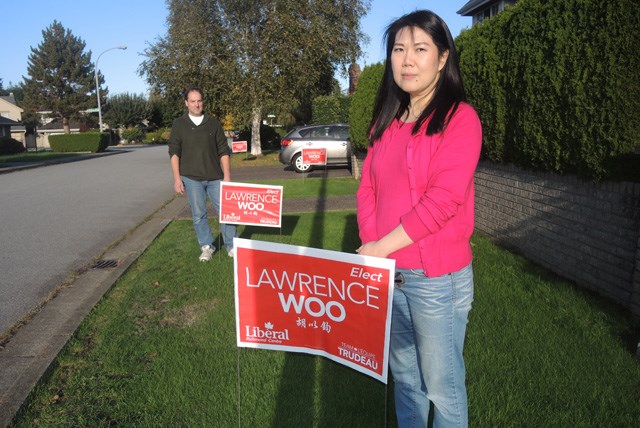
[0,164,356,427]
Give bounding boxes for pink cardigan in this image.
[356,103,482,277]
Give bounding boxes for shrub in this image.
[312,95,351,124]
[143,128,170,144]
[0,137,26,155]
[120,127,145,144]
[49,133,109,153]
[349,62,384,152]
[457,0,640,180]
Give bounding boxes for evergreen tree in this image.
[349,62,384,151]
[23,21,100,134]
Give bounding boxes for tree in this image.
[140,0,369,155]
[23,21,101,134]
[103,93,151,129]
[349,62,383,151]
[0,81,26,106]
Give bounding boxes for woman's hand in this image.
[356,241,389,258]
[356,224,414,258]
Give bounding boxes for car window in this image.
[307,127,331,138]
[332,126,350,140]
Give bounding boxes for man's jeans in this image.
[390,264,474,428]
[181,176,236,251]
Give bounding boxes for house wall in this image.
[0,98,23,122]
[474,162,640,321]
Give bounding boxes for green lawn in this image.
[250,177,359,198]
[230,150,281,168]
[11,212,640,426]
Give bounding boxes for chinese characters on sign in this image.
[233,238,395,383]
[219,182,283,228]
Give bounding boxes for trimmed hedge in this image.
[0,137,26,155]
[457,0,640,180]
[349,62,384,152]
[49,133,109,153]
[312,95,351,124]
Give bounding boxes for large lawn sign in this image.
[233,237,395,383]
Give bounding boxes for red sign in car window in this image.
[302,148,327,165]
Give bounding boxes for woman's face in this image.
[391,26,448,100]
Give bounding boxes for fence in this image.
[475,162,640,321]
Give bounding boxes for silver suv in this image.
[278,124,351,173]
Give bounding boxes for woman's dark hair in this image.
[369,10,466,144]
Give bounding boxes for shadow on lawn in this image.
[236,215,301,240]
[269,177,330,426]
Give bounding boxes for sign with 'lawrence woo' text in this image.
[232,141,248,153]
[220,182,283,228]
[302,147,327,165]
[233,237,395,383]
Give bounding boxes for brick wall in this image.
[475,162,640,321]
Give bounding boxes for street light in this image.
[95,45,127,133]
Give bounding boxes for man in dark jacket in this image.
[168,86,236,262]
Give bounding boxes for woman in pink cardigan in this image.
[356,10,482,428]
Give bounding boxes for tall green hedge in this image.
[457,0,640,180]
[349,62,385,152]
[312,95,351,124]
[49,132,109,153]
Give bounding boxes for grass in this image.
[249,178,359,199]
[11,208,640,427]
[0,152,82,164]
[230,149,281,168]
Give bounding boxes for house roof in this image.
[0,97,24,114]
[0,116,22,126]
[0,95,17,105]
[457,0,496,15]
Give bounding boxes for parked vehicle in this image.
[278,124,351,173]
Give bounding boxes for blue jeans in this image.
[390,264,474,428]
[181,176,236,251]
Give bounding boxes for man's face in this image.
[185,90,204,116]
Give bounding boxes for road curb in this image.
[0,195,188,427]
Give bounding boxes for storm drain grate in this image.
[91,259,121,269]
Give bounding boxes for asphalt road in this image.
[0,146,175,335]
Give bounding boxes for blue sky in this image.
[1,1,471,96]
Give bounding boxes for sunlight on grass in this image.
[250,178,359,198]
[230,150,281,168]
[12,218,640,427]
[0,152,82,164]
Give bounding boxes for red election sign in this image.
[232,141,248,153]
[219,182,283,228]
[233,237,395,383]
[301,148,327,165]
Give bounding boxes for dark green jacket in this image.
[168,113,230,181]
